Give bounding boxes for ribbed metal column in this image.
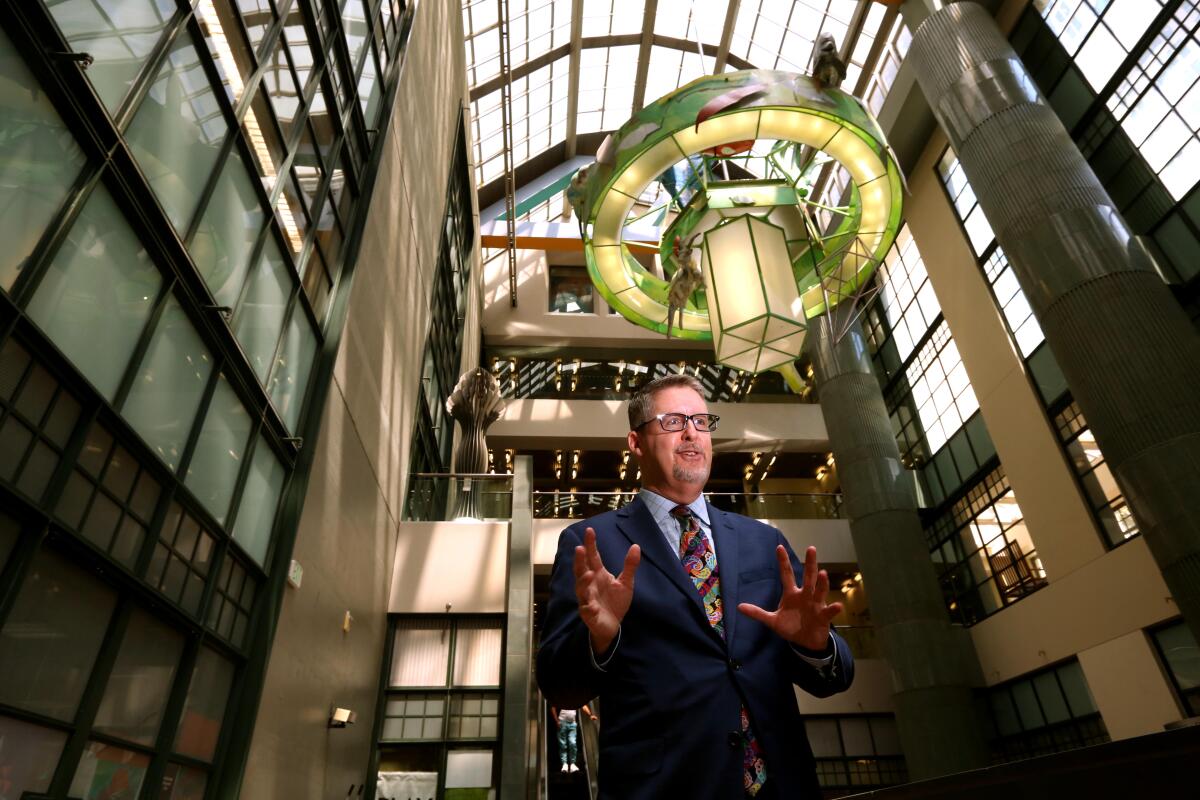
[500,456,535,798]
[806,309,990,779]
[909,2,1200,645]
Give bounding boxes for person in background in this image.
[551,703,597,773]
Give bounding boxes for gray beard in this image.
[673,462,709,484]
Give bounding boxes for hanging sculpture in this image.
[574,67,905,373]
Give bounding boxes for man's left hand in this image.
[737,545,842,652]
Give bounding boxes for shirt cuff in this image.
[791,634,835,669]
[588,627,621,671]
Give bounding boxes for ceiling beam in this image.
[630,0,658,113]
[713,0,740,73]
[564,0,584,159]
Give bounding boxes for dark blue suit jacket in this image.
[536,497,854,799]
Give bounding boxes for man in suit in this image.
[537,374,854,799]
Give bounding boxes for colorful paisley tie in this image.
[670,505,767,796]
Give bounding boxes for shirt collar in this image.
[639,488,710,526]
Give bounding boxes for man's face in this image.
[627,385,713,501]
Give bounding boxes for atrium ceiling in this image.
[461,0,913,217]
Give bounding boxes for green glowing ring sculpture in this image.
[580,69,904,341]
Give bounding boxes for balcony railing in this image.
[404,473,515,521]
[532,491,843,520]
[488,356,816,403]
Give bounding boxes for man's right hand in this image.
[573,527,640,654]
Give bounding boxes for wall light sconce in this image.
[329,707,357,728]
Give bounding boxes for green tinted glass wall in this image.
[0,0,414,795]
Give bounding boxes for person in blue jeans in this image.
[552,704,596,773]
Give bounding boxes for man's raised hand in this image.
[573,527,640,654]
[736,545,842,652]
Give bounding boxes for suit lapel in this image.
[709,503,741,646]
[615,498,718,641]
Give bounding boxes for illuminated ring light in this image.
[582,69,904,341]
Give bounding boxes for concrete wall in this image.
[242,0,472,795]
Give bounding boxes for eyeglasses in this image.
[634,413,720,433]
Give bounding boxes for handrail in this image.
[409,472,513,479]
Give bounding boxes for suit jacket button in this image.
[729,659,742,671]
[727,732,741,749]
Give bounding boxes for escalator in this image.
[545,703,599,800]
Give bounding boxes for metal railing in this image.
[532,491,843,520]
[404,473,515,521]
[488,356,817,403]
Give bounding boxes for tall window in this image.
[806,714,908,792]
[927,466,1042,625]
[1015,0,1200,286]
[405,124,475,519]
[1149,619,1200,716]
[982,659,1109,763]
[864,224,1002,506]
[936,147,1140,549]
[379,616,504,800]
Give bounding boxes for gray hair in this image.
[627,373,706,429]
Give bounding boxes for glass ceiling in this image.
[462,0,913,204]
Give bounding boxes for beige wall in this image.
[482,247,712,351]
[904,127,1104,581]
[490,397,828,452]
[389,521,508,613]
[903,80,1180,739]
[969,537,1176,684]
[1078,629,1183,738]
[242,0,470,795]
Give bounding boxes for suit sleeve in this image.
[776,531,855,698]
[535,524,607,709]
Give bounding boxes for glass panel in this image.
[196,0,257,103]
[175,645,235,762]
[444,749,493,789]
[0,25,88,292]
[122,297,214,471]
[26,183,162,400]
[46,0,177,113]
[234,238,293,382]
[185,372,252,524]
[452,622,502,686]
[125,33,226,233]
[1057,660,1098,716]
[1011,680,1044,729]
[93,606,185,745]
[190,152,266,307]
[0,546,118,721]
[1033,670,1071,725]
[262,35,301,138]
[68,740,151,800]
[391,620,451,687]
[839,717,874,756]
[160,762,208,800]
[0,714,67,796]
[230,435,284,564]
[268,305,317,431]
[1155,621,1200,691]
